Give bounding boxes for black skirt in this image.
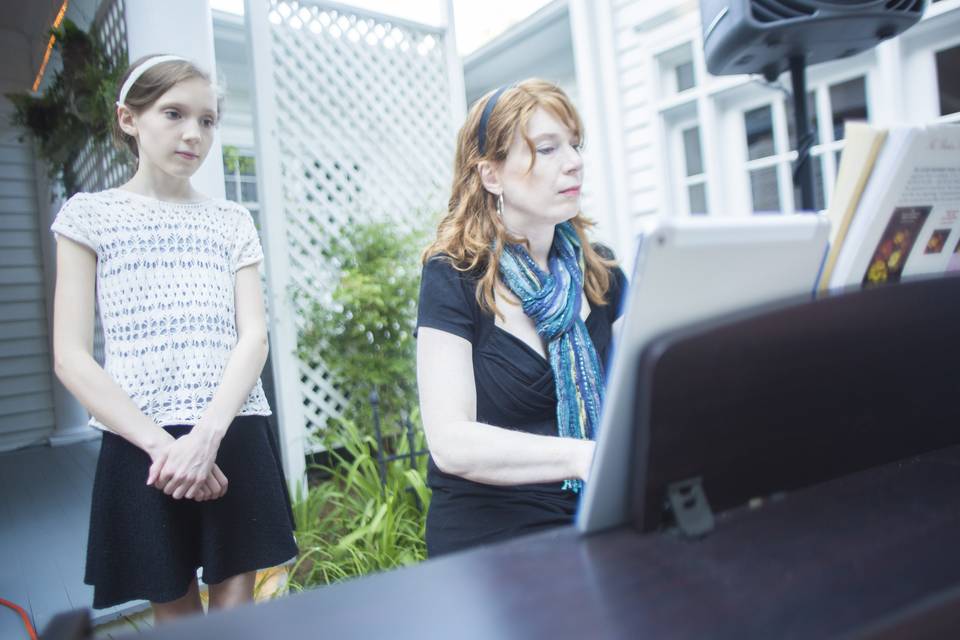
[84,415,299,608]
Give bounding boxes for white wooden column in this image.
[245,0,307,491]
[873,39,905,126]
[443,0,467,128]
[38,179,94,447]
[123,0,226,198]
[568,0,632,264]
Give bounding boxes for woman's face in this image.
[123,77,218,178]
[497,107,583,231]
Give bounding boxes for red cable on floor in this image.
[0,598,38,640]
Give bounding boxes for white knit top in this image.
[51,188,272,430]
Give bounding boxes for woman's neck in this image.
[504,218,555,271]
[122,163,200,203]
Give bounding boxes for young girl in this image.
[51,54,297,621]
[416,80,627,556]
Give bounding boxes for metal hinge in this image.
[666,476,715,539]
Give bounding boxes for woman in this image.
[416,79,627,556]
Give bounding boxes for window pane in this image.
[241,181,258,202]
[676,61,695,92]
[682,127,703,176]
[223,151,257,177]
[786,92,818,149]
[239,156,257,176]
[750,166,780,213]
[792,155,826,212]
[745,106,775,160]
[830,77,868,142]
[936,45,960,116]
[225,177,246,203]
[688,183,708,215]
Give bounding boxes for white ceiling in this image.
[0,0,66,89]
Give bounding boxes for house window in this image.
[742,74,868,213]
[223,147,259,208]
[743,104,784,213]
[828,77,868,142]
[745,105,776,160]
[936,44,960,117]
[675,61,696,93]
[682,126,708,215]
[657,43,696,97]
[785,91,818,148]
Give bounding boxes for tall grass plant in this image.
[287,418,430,589]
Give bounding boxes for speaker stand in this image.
[789,56,817,212]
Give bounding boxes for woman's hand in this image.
[147,425,226,500]
[188,464,230,502]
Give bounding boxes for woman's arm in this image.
[52,237,227,500]
[152,264,269,500]
[417,327,595,486]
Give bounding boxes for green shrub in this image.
[287,418,430,589]
[296,218,426,440]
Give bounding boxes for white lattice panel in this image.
[72,0,132,363]
[260,1,456,444]
[94,0,127,65]
[73,0,131,195]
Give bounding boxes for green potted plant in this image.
[297,216,427,441]
[7,19,129,196]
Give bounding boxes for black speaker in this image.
[701,0,926,80]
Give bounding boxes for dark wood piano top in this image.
[127,444,960,639]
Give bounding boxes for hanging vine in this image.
[6,19,128,196]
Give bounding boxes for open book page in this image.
[818,123,887,291]
[827,124,960,290]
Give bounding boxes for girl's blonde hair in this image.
[422,79,614,318]
[111,55,219,158]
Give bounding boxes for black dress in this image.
[416,254,627,556]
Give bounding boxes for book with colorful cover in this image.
[819,123,960,291]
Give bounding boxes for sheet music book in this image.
[820,122,960,291]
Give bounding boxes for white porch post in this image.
[245,0,307,492]
[38,175,95,447]
[873,39,906,126]
[568,0,633,264]
[443,0,467,127]
[123,0,226,199]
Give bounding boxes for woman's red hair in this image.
[422,79,615,318]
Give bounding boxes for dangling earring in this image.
[496,193,504,218]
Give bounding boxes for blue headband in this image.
[477,85,511,156]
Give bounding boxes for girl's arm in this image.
[417,327,595,485]
[151,263,269,500]
[52,237,227,500]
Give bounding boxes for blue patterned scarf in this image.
[498,221,604,492]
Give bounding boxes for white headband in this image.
[116,55,189,107]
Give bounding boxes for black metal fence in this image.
[369,388,429,509]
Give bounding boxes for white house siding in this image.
[0,0,107,454]
[0,97,56,451]
[597,0,960,240]
[219,62,257,150]
[214,11,257,150]
[610,1,679,224]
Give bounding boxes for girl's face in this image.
[122,77,218,178]
[497,107,583,231]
